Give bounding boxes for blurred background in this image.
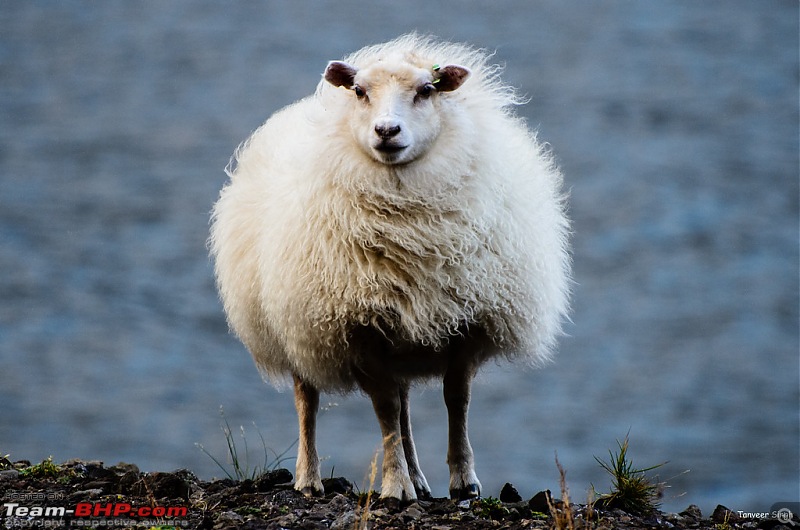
[1,1,797,515]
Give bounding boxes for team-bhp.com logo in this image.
[3,501,189,527]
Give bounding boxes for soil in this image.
[0,459,795,530]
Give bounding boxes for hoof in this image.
[415,487,433,501]
[450,483,481,500]
[379,496,404,512]
[297,485,324,498]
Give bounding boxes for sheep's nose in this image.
[375,123,401,139]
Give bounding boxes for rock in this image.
[322,476,353,495]
[136,471,191,500]
[255,467,293,491]
[272,513,298,527]
[269,488,305,508]
[368,508,388,518]
[664,512,687,526]
[428,499,457,515]
[70,488,104,499]
[712,505,740,524]
[680,504,703,520]
[528,490,552,513]
[84,462,116,480]
[402,502,424,521]
[323,493,354,519]
[235,478,255,493]
[203,478,236,494]
[13,460,31,469]
[109,462,140,475]
[457,498,472,510]
[82,480,114,492]
[330,509,357,530]
[0,469,19,481]
[118,468,198,499]
[500,482,523,503]
[215,510,244,527]
[116,470,142,495]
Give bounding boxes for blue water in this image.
[1,1,797,515]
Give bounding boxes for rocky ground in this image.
[0,458,795,530]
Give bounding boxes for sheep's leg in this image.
[356,374,417,501]
[443,358,482,500]
[293,374,323,497]
[399,383,432,499]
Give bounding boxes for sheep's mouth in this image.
[374,142,408,154]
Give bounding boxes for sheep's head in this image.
[324,59,470,165]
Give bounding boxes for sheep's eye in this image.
[353,85,366,98]
[416,84,435,100]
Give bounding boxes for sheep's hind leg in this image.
[293,374,323,497]
[399,383,432,499]
[443,357,482,500]
[356,374,417,502]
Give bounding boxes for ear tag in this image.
[432,64,441,84]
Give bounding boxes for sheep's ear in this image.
[324,61,358,89]
[434,64,471,92]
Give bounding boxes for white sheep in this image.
[209,34,571,502]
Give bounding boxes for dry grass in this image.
[548,454,577,530]
[354,447,380,530]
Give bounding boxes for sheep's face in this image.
[325,60,470,165]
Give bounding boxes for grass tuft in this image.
[473,497,510,520]
[20,456,61,478]
[592,434,666,515]
[196,406,297,481]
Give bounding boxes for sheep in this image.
[209,33,571,502]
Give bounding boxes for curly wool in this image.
[210,34,571,391]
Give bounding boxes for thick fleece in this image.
[210,34,571,393]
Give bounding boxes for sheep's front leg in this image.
[356,375,417,501]
[400,383,432,499]
[443,358,482,500]
[293,374,323,497]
